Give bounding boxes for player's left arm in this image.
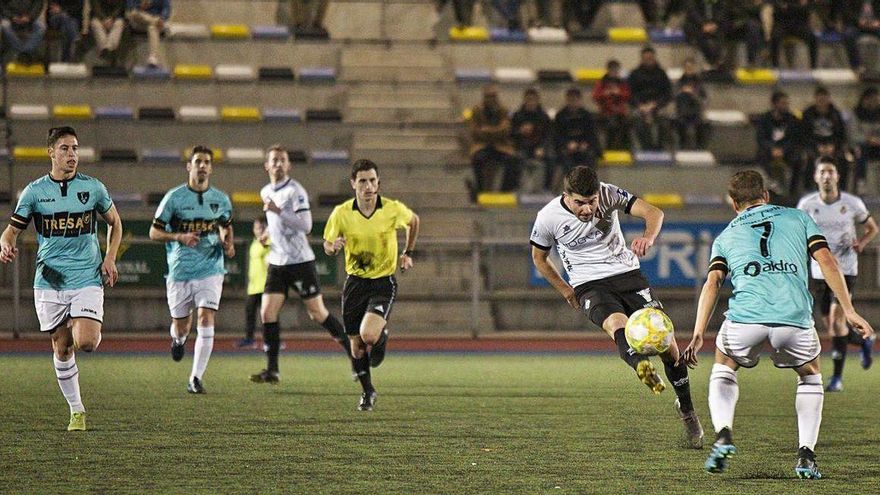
[99,204,123,287]
[854,216,878,253]
[627,197,664,257]
[399,212,420,272]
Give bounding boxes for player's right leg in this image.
[252,292,285,383]
[599,312,663,394]
[166,278,194,362]
[826,300,848,391]
[343,277,376,409]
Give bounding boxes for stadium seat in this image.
[13,146,46,161]
[735,68,777,84]
[48,63,88,79]
[141,148,182,163]
[251,25,290,40]
[227,148,265,164]
[537,70,573,83]
[173,64,213,80]
[77,147,96,163]
[812,68,857,85]
[449,26,490,42]
[95,106,134,120]
[705,110,748,126]
[52,105,93,120]
[642,193,683,208]
[298,67,337,83]
[527,27,568,43]
[289,149,308,163]
[262,108,302,123]
[490,28,527,42]
[112,192,146,206]
[232,191,263,206]
[132,65,172,80]
[178,106,220,122]
[455,68,493,83]
[608,27,648,43]
[684,193,724,206]
[165,23,210,39]
[573,68,605,82]
[648,28,685,43]
[569,29,606,41]
[258,67,295,81]
[6,62,44,77]
[776,70,815,84]
[9,104,49,120]
[601,150,633,166]
[518,192,555,207]
[675,150,716,167]
[310,150,350,165]
[305,109,342,122]
[100,149,138,162]
[215,64,257,81]
[138,107,176,120]
[818,31,844,43]
[221,106,261,122]
[210,24,250,39]
[477,192,517,207]
[91,65,128,78]
[634,151,674,166]
[665,67,683,81]
[494,67,536,83]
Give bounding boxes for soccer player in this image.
[529,165,704,449]
[250,146,352,384]
[323,159,420,411]
[797,158,878,391]
[681,170,874,479]
[149,146,234,394]
[0,126,123,431]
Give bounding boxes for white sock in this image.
[796,374,824,451]
[708,363,739,434]
[190,326,214,381]
[54,355,84,413]
[170,324,186,345]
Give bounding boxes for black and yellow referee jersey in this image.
[323,195,414,279]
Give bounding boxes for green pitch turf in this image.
[1,353,878,494]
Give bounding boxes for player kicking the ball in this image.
[530,165,704,449]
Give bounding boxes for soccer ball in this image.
[625,308,674,356]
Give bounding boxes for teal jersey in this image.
[709,204,828,328]
[152,184,233,282]
[10,173,114,290]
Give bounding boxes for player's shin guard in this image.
[353,354,374,393]
[263,321,281,373]
[54,355,85,413]
[191,326,214,381]
[664,360,694,413]
[321,314,350,354]
[708,363,738,433]
[831,336,847,378]
[796,374,824,451]
[613,328,646,370]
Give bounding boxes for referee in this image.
[323,159,420,411]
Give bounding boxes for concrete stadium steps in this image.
[170,0,280,25]
[353,130,462,164]
[386,299,493,333]
[327,1,436,40]
[346,88,455,123]
[134,41,337,68]
[340,46,450,83]
[393,256,475,293]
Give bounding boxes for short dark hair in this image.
[266,144,288,156]
[189,145,213,161]
[254,215,268,226]
[814,85,830,97]
[771,90,788,104]
[47,126,77,148]
[641,45,656,55]
[565,87,582,98]
[728,170,765,205]
[815,155,838,169]
[350,159,379,180]
[606,59,620,70]
[563,166,600,196]
[524,87,539,97]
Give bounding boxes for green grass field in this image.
[1,353,878,494]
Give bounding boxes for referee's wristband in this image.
[401,250,414,257]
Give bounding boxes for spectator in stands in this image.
[591,59,631,150]
[436,0,475,28]
[125,0,170,67]
[628,46,673,150]
[851,87,880,192]
[47,1,84,62]
[755,90,803,196]
[492,1,523,30]
[290,0,328,36]
[525,0,554,28]
[564,0,657,32]
[684,0,730,71]
[726,0,765,69]
[770,0,818,69]
[674,57,710,149]
[802,85,849,159]
[0,0,46,64]
[831,0,880,75]
[511,88,552,186]
[551,87,602,190]
[469,84,522,195]
[90,0,126,64]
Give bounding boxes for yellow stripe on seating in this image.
[220,107,261,122]
[608,27,647,43]
[6,62,45,77]
[53,105,93,119]
[232,192,263,206]
[173,64,213,79]
[461,108,473,121]
[573,68,605,82]
[210,24,250,39]
[643,193,684,208]
[601,150,633,166]
[449,26,489,41]
[735,68,777,84]
[183,147,224,162]
[477,192,517,207]
[13,147,46,161]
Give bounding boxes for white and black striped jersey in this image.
[797,191,870,278]
[260,178,315,265]
[530,183,639,286]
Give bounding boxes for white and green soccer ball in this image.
[624,308,674,356]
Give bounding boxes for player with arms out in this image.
[0,126,123,431]
[323,159,420,411]
[150,146,234,394]
[797,158,877,391]
[681,170,874,479]
[529,165,704,448]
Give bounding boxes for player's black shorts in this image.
[341,275,397,336]
[810,275,856,316]
[573,269,663,328]
[264,261,321,299]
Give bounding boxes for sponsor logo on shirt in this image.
[743,259,799,277]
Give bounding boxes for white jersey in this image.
[530,183,640,286]
[797,191,870,278]
[260,178,316,266]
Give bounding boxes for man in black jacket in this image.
[628,46,673,150]
[551,87,602,190]
[755,90,804,197]
[771,0,818,69]
[512,88,552,189]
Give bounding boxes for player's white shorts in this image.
[166,274,224,319]
[34,286,104,332]
[716,319,822,369]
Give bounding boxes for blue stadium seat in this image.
[310,150,350,165]
[95,106,134,120]
[298,67,337,83]
[133,65,172,80]
[634,151,674,166]
[142,148,183,163]
[776,70,815,84]
[263,108,302,123]
[455,68,493,83]
[252,25,291,40]
[490,28,527,43]
[648,28,685,43]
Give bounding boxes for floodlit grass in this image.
[1,353,878,494]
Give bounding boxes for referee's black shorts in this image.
[810,275,857,316]
[341,275,397,336]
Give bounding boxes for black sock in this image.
[263,321,281,373]
[353,354,374,393]
[663,359,694,413]
[847,328,865,346]
[832,335,847,378]
[321,314,350,353]
[613,329,646,371]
